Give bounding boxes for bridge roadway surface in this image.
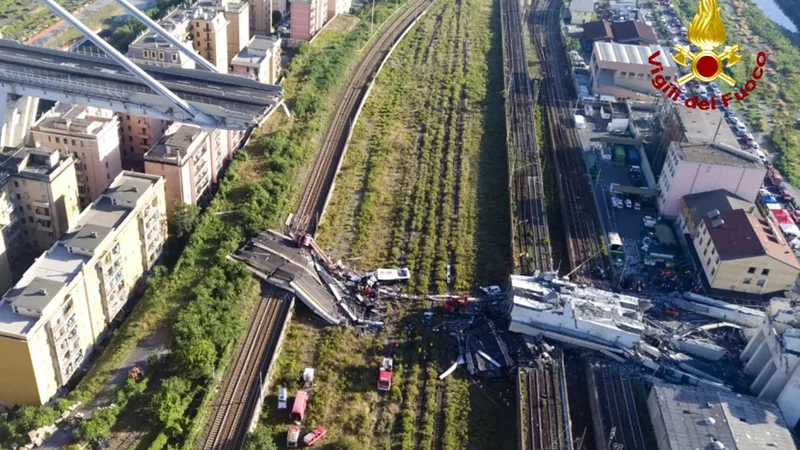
[0,39,282,130]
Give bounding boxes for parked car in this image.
[643,216,656,228]
[303,427,327,447]
[634,202,641,211]
[756,150,767,162]
[278,387,288,410]
[625,199,633,209]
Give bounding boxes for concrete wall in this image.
[777,365,800,429]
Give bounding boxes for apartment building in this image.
[249,0,272,35]
[693,209,799,297]
[191,7,230,72]
[291,0,328,41]
[590,42,676,102]
[231,35,282,84]
[30,104,123,209]
[327,0,351,21]
[221,1,250,67]
[0,147,80,253]
[0,172,166,406]
[117,114,170,170]
[657,140,765,217]
[127,9,197,70]
[144,124,213,210]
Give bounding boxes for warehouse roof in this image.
[593,41,673,67]
[611,21,657,44]
[682,190,755,228]
[649,383,795,450]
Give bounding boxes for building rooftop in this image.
[683,190,755,227]
[232,35,281,67]
[0,172,161,337]
[649,383,795,450]
[130,8,194,48]
[570,0,596,13]
[144,123,206,165]
[0,146,73,182]
[702,209,800,269]
[583,20,657,44]
[33,104,116,137]
[582,20,614,41]
[611,21,657,44]
[675,142,763,169]
[593,41,673,68]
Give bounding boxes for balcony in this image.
[104,271,124,295]
[34,207,50,218]
[36,219,53,231]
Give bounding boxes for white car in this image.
[756,150,767,162]
[634,202,641,211]
[625,199,633,209]
[277,387,288,409]
[643,216,656,227]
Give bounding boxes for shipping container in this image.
[613,145,626,163]
[626,147,641,166]
[290,390,308,423]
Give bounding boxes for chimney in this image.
[711,217,725,228]
[38,289,47,295]
[89,231,98,238]
[707,209,721,219]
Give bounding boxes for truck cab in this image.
[378,357,393,391]
[277,387,288,410]
[287,425,300,448]
[303,427,327,446]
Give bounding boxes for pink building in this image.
[143,124,213,211]
[657,141,765,218]
[291,0,328,41]
[30,104,123,209]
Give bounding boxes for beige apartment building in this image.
[0,172,166,406]
[0,147,80,253]
[250,0,273,35]
[222,1,250,67]
[291,0,328,41]
[693,209,800,297]
[30,104,123,209]
[191,8,230,72]
[144,124,213,210]
[117,114,170,170]
[231,35,282,84]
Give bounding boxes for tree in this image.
[151,377,192,436]
[176,338,217,380]
[75,407,116,443]
[168,202,200,239]
[242,427,278,450]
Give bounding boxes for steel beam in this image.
[112,0,220,73]
[38,0,220,128]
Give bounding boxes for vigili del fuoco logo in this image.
[647,0,767,110]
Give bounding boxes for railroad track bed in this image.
[292,0,433,233]
[518,356,569,450]
[198,290,291,450]
[531,0,603,279]
[501,0,552,275]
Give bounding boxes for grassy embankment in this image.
[317,0,511,294]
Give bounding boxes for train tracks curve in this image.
[292,0,433,233]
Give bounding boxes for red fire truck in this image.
[378,357,393,391]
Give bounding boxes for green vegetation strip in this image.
[318,0,510,293]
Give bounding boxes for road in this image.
[38,327,169,450]
[30,0,156,47]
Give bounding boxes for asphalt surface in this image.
[32,0,157,46]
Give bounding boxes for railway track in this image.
[292,0,432,233]
[198,290,290,450]
[530,0,603,279]
[522,361,568,450]
[500,0,552,275]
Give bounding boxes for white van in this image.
[756,150,767,163]
[278,387,288,409]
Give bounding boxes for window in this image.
[128,126,131,131]
[105,161,109,168]
[107,174,110,180]
[13,181,18,188]
[711,268,716,276]
[707,257,711,266]
[143,50,149,58]
[48,136,51,142]
[747,267,756,274]
[26,205,30,211]
[55,137,60,144]
[143,139,148,146]
[28,216,33,223]
[711,247,715,255]
[703,248,708,256]
[71,139,76,146]
[23,193,29,200]
[715,257,719,265]
[743,278,752,285]
[80,141,84,148]
[39,183,45,189]
[757,279,766,287]
[172,54,177,62]
[761,269,770,276]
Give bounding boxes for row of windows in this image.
[747,267,770,276]
[742,278,767,286]
[141,49,179,62]
[46,136,84,147]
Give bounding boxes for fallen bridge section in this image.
[231,231,343,325]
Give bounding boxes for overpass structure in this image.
[0,39,283,131]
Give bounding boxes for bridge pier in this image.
[0,90,38,148]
